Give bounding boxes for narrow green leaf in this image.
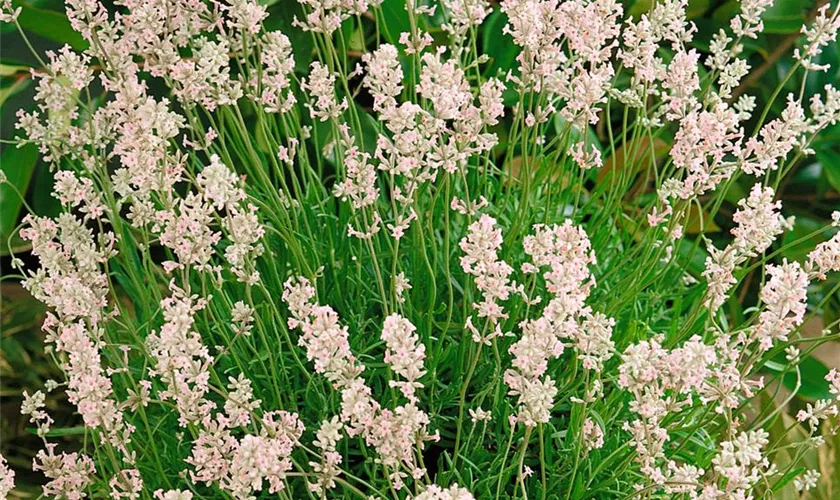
[29,425,88,437]
[0,63,29,77]
[772,467,805,493]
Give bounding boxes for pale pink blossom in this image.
[415,483,476,500]
[709,429,771,496]
[197,155,245,210]
[794,470,821,493]
[703,184,789,312]
[459,215,515,324]
[381,314,426,402]
[0,454,14,499]
[154,490,194,500]
[418,49,473,121]
[568,142,602,170]
[33,444,97,500]
[303,62,348,121]
[662,50,700,118]
[582,418,605,452]
[806,214,840,279]
[109,469,144,500]
[260,31,297,113]
[146,284,215,426]
[21,390,53,437]
[441,0,491,42]
[797,399,838,429]
[0,0,21,22]
[795,5,840,71]
[754,260,809,350]
[309,417,344,494]
[363,44,403,113]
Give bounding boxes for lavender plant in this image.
[1,0,840,498]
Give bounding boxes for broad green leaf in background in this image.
[816,122,840,149]
[773,354,834,401]
[674,236,710,277]
[0,0,50,34]
[685,0,712,19]
[347,102,381,154]
[761,0,808,34]
[378,0,411,46]
[14,1,88,51]
[791,161,822,186]
[712,1,742,26]
[0,143,38,243]
[340,24,366,52]
[30,164,60,219]
[0,62,29,76]
[555,114,603,153]
[817,147,840,195]
[722,177,749,205]
[629,0,711,19]
[627,0,654,18]
[482,9,520,81]
[805,40,840,96]
[0,76,30,107]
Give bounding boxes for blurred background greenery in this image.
[1,0,839,497]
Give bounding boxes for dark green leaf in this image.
[0,76,30,107]
[482,9,520,79]
[378,0,410,45]
[761,0,806,34]
[31,162,60,218]
[15,2,89,51]
[0,143,39,242]
[686,0,712,19]
[768,354,834,401]
[772,467,806,492]
[817,147,840,193]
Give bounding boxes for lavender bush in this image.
[1,0,840,498]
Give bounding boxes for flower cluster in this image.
[283,277,438,491]
[703,184,790,312]
[753,259,809,350]
[460,215,516,325]
[618,336,716,488]
[187,411,304,499]
[504,222,614,427]
[806,211,840,279]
